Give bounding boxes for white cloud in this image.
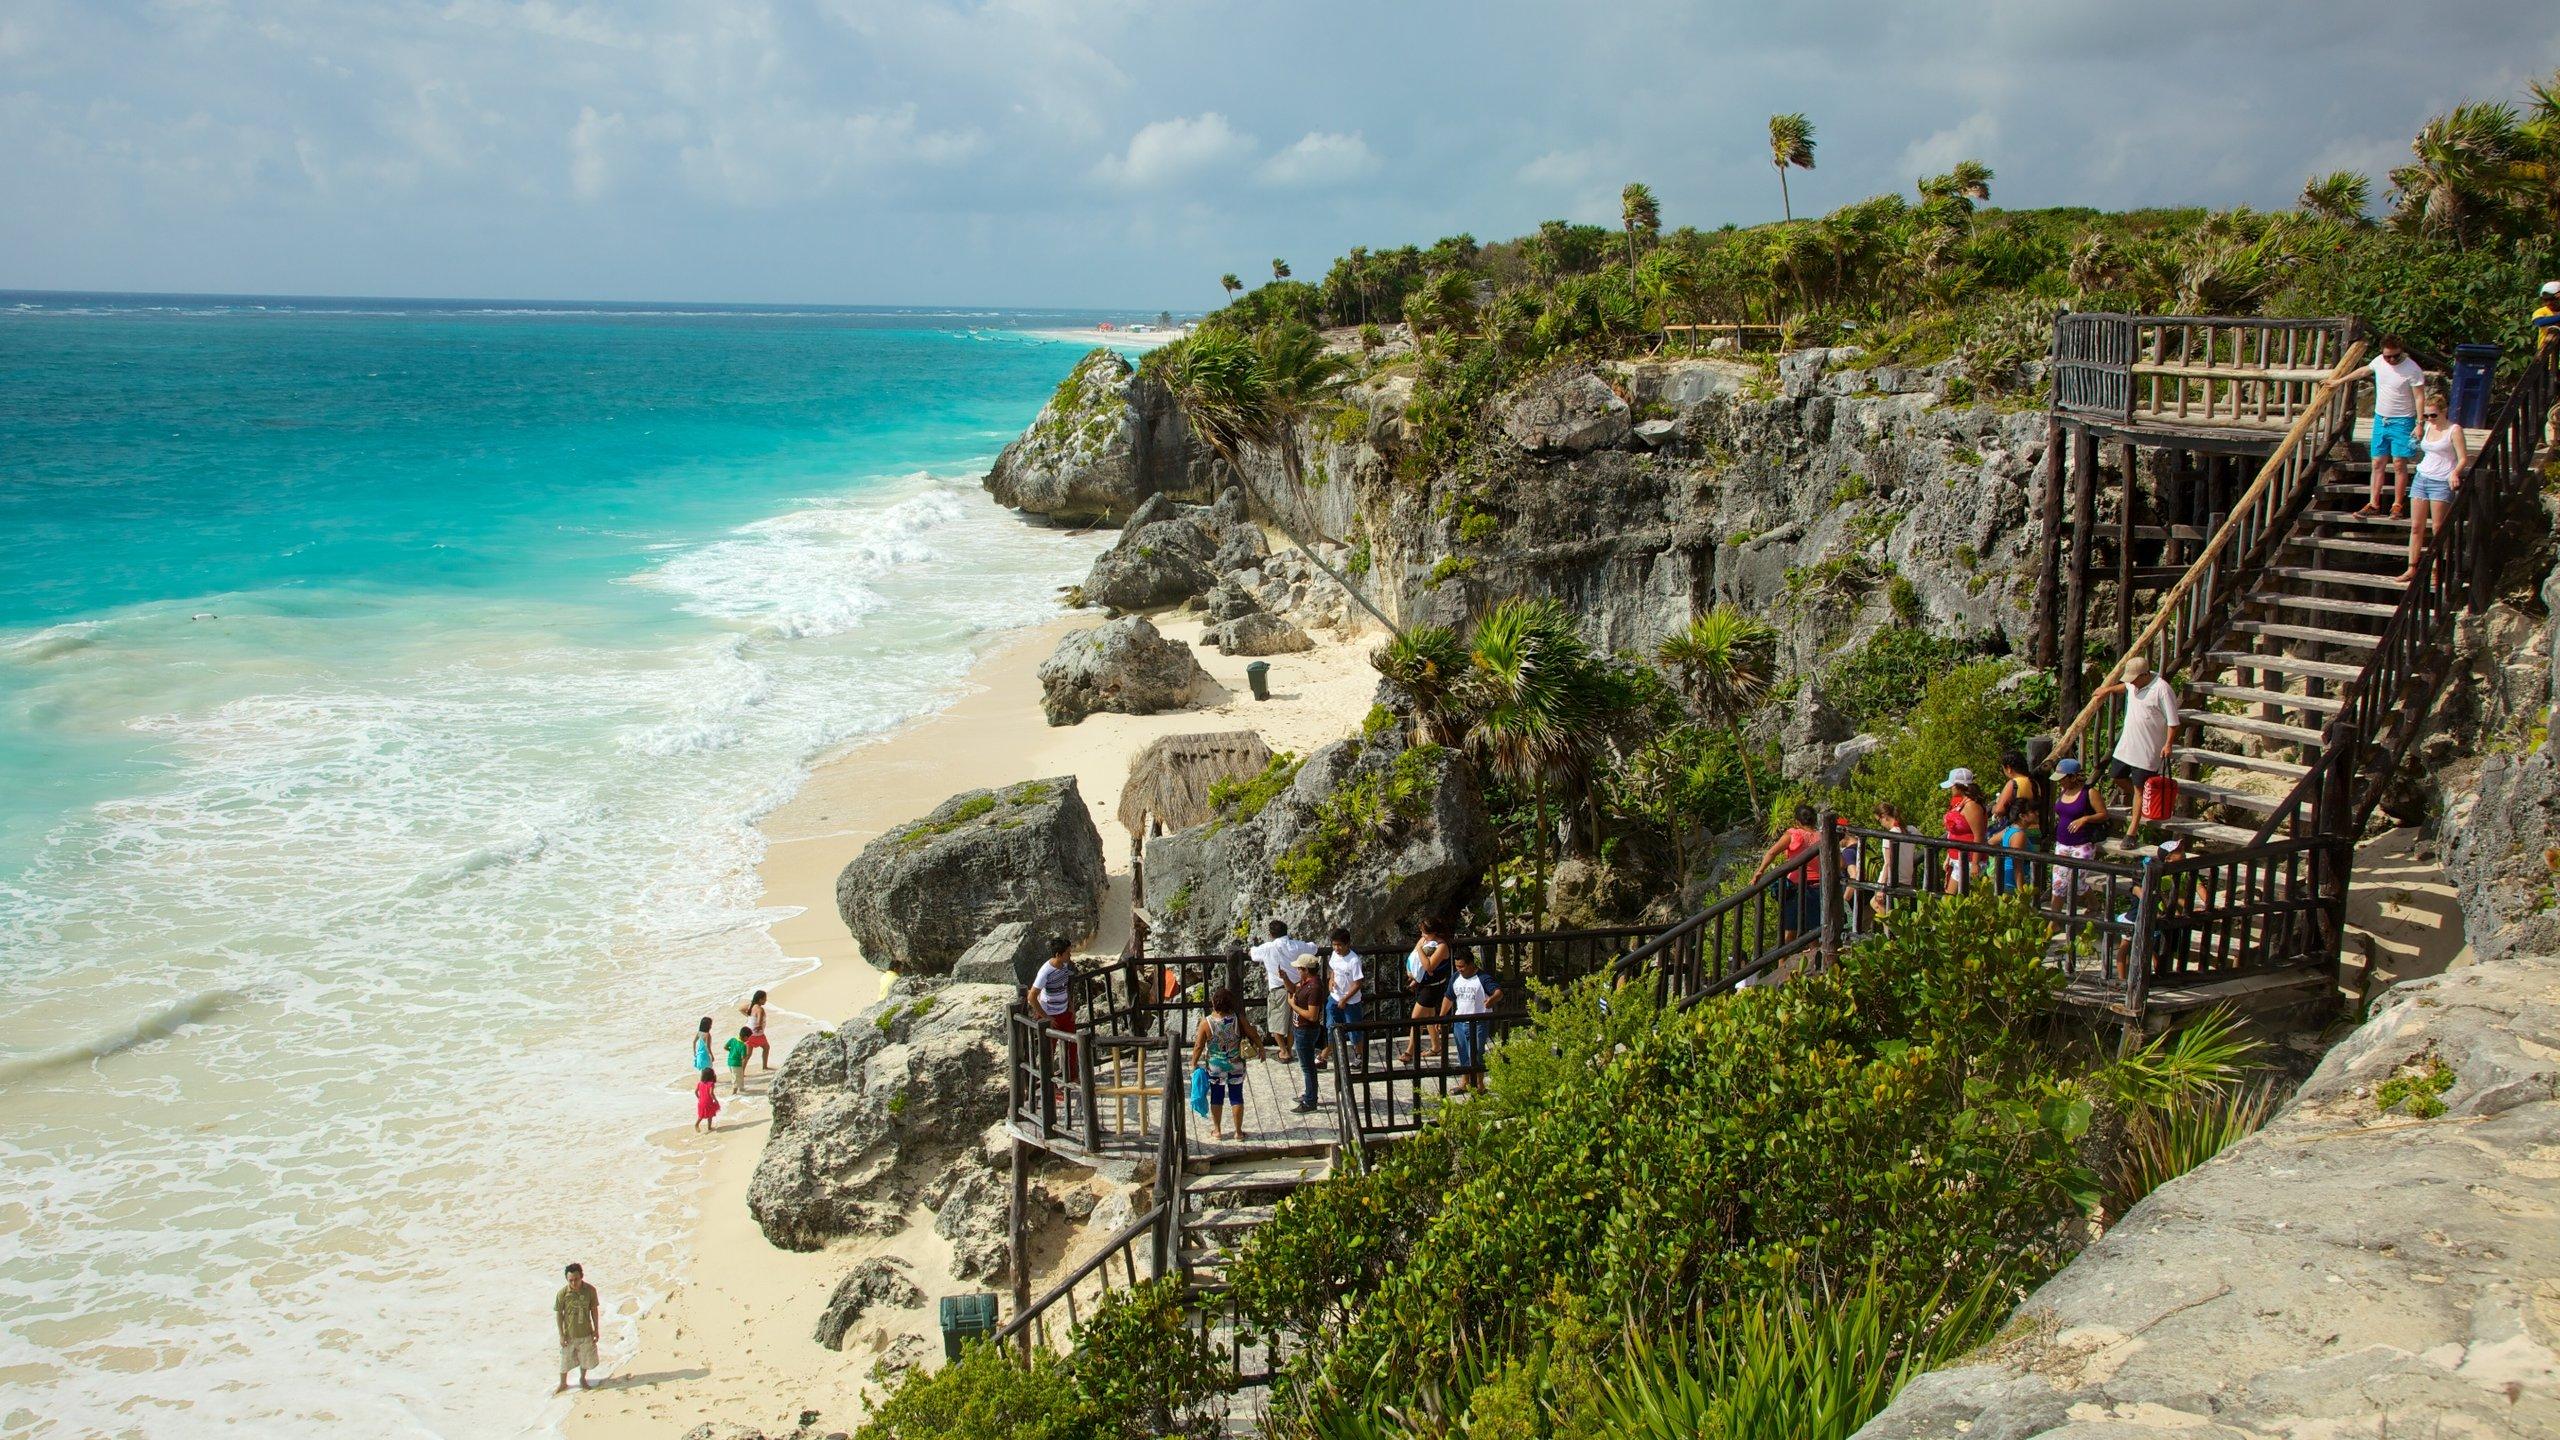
[1256,130,1378,187]
[1516,146,1607,188]
[1895,111,2001,183]
[1092,112,1255,188]
[568,107,625,201]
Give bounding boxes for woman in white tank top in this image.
[2400,394,2466,583]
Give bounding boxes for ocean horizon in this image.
[0,293,1129,1437]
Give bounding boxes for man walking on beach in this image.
[554,1263,599,1394]
[1250,919,1321,1047]
[2089,656,2179,813]
[2358,335,2427,519]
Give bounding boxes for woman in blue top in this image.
[692,1016,714,1075]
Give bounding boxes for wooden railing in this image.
[2252,349,2555,845]
[2054,314,2359,429]
[1007,1018,1174,1156]
[2052,342,2369,765]
[996,1198,1168,1352]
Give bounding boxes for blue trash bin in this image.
[2449,343,2501,429]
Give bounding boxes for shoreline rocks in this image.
[812,1257,924,1351]
[982,348,1211,525]
[834,778,1105,976]
[1037,616,1211,726]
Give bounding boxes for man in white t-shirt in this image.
[1316,927,1364,1069]
[2089,656,2180,810]
[1025,936,1079,1081]
[1248,919,1321,1043]
[2360,335,2428,519]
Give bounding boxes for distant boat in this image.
[1125,323,1155,334]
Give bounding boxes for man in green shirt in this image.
[555,1262,600,1393]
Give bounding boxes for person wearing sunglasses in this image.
[2401,393,2468,584]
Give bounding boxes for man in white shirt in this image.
[1248,919,1321,1044]
[2360,335,2428,519]
[2089,656,2180,810]
[1317,927,1364,1069]
[1025,936,1079,1081]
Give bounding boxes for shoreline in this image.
[567,605,1379,1437]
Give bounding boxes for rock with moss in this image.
[1495,365,1633,454]
[1139,729,1491,957]
[983,349,1208,525]
[1077,492,1249,612]
[1037,616,1210,726]
[835,778,1104,974]
[747,980,1017,1259]
[1210,611,1314,657]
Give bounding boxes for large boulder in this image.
[1854,951,2560,1440]
[813,1257,924,1350]
[983,349,1211,525]
[1495,365,1632,454]
[1140,729,1492,957]
[949,921,1049,987]
[1210,612,1314,657]
[1038,617,1210,726]
[836,779,1105,974]
[747,981,1016,1259]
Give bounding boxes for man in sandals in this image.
[2358,335,2427,520]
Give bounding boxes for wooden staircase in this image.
[2149,454,2412,852]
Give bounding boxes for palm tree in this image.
[1346,246,1371,323]
[1654,607,1777,811]
[1219,273,1243,305]
[1460,597,1604,917]
[1371,626,1469,744]
[1271,258,1291,282]
[1768,113,1817,222]
[1403,269,1479,339]
[2389,101,2526,241]
[2297,170,2371,225]
[1157,328,1401,636]
[1620,182,1661,297]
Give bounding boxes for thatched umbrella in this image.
[1118,731,1274,840]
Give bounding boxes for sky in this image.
[3,0,2557,310]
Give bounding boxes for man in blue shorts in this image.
[2358,335,2426,519]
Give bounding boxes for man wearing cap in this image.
[1249,919,1322,1049]
[2088,656,2179,810]
[1285,951,1327,1113]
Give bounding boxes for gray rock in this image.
[982,350,1212,525]
[835,778,1104,975]
[813,1257,925,1350]
[1780,681,1850,782]
[1081,522,1220,611]
[1820,733,1882,788]
[748,982,1017,1254]
[1495,365,1632,454]
[1212,526,1269,574]
[1201,577,1265,624]
[933,1167,1011,1280]
[1141,729,1492,956]
[1854,952,2560,1440]
[949,921,1050,987]
[1210,612,1314,657]
[1037,617,1210,726]
[1632,417,1681,448]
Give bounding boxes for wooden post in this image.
[1816,807,1844,968]
[1009,1137,1033,1356]
[2033,417,2067,667]
[2161,448,2188,567]
[2122,856,2159,1053]
[2115,440,2140,660]
[2060,428,2101,717]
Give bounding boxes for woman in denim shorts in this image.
[2401,394,2467,584]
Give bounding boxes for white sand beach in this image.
[1021,326,1189,352]
[564,611,1378,1438]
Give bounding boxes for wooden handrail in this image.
[2051,342,2369,760]
[995,1199,1169,1346]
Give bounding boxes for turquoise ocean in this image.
[0,294,1128,1438]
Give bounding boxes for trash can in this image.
[2450,343,2501,429]
[1244,660,1272,701]
[939,1293,1001,1359]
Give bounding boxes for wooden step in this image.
[2305,508,2413,528]
[2183,680,2345,715]
[1185,1206,1276,1232]
[2185,711,2327,747]
[2265,566,2411,592]
[2154,816,2265,850]
[2288,534,2410,559]
[2174,776,2283,817]
[2225,619,2382,651]
[2176,746,2310,780]
[2254,592,2402,619]
[2203,649,2366,684]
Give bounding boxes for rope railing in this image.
[2051,342,2370,765]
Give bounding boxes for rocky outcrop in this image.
[1209,611,1314,657]
[1140,729,1492,957]
[949,921,1048,987]
[983,349,1211,525]
[812,1257,924,1351]
[1855,952,2560,1439]
[1496,366,1633,454]
[835,780,1104,975]
[932,1168,1012,1281]
[1037,616,1211,725]
[746,981,1016,1259]
[1077,490,1268,613]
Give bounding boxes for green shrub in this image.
[1273,744,1445,895]
[2377,1054,2455,1119]
[855,1337,1086,1440]
[1234,888,2092,1420]
[1347,538,1373,577]
[1330,405,1370,445]
[1459,509,1501,545]
[1208,752,1302,828]
[1819,628,1984,733]
[1427,555,1478,587]
[856,1281,1223,1440]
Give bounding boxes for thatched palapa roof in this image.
[1118,731,1274,838]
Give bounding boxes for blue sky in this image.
[3,1,2555,309]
